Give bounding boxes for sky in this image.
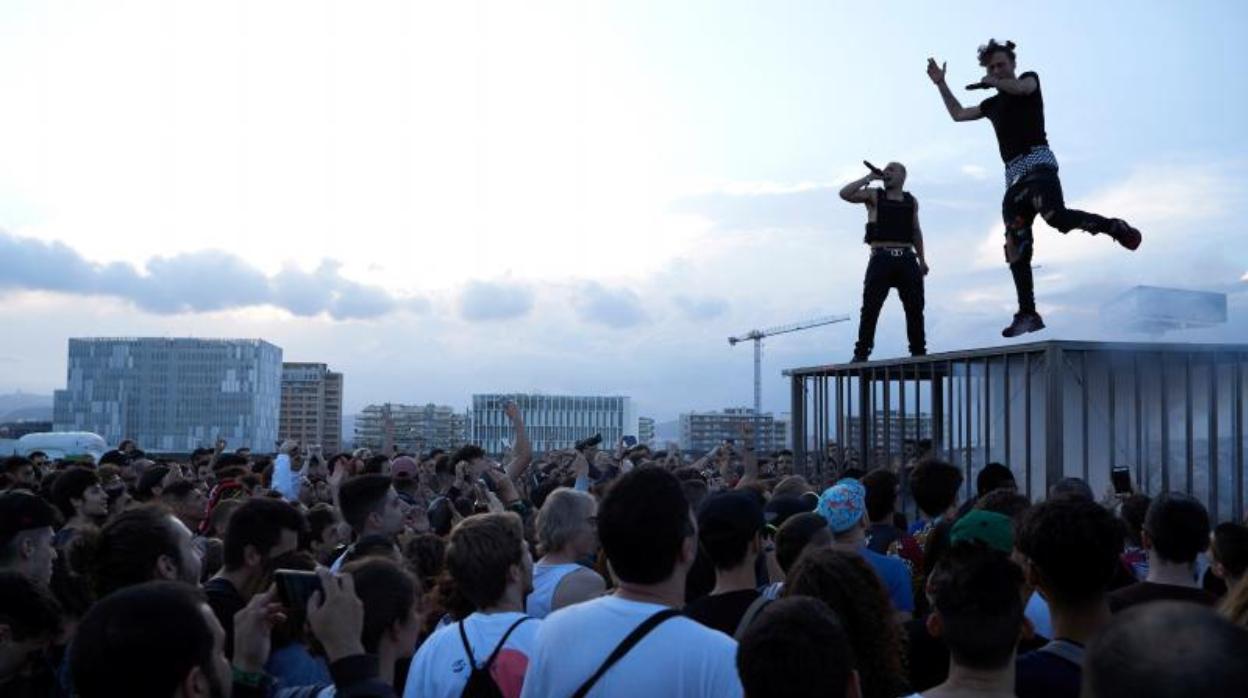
[1,0,1247,422]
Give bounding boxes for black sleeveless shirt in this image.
[864,190,916,245]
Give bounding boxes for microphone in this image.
[966,82,992,90]
[863,160,883,176]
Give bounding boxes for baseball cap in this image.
[764,495,818,532]
[0,491,57,546]
[817,478,867,534]
[950,509,1015,554]
[391,456,419,480]
[698,491,765,543]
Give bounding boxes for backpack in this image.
[459,616,532,698]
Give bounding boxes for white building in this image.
[471,394,636,455]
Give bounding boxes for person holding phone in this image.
[839,160,929,363]
[927,39,1142,338]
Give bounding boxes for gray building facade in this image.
[53,338,282,452]
[354,403,466,455]
[638,416,655,446]
[679,408,788,454]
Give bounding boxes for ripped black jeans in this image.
[1002,166,1111,314]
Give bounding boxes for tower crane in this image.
[729,314,851,450]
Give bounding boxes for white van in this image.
[13,432,108,463]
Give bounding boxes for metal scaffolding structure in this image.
[786,340,1248,522]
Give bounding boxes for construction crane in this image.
[729,314,851,450]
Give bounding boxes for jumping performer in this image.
[840,161,928,363]
[927,39,1142,337]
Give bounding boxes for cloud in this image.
[674,295,729,321]
[457,280,535,322]
[960,164,989,180]
[0,231,420,320]
[573,282,647,328]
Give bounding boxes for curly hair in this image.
[784,547,908,698]
[977,39,1017,67]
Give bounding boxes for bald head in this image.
[1085,602,1248,698]
[882,162,907,190]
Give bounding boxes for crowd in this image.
[2,408,1248,698]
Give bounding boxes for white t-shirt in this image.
[403,610,540,698]
[519,595,743,698]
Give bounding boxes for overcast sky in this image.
[1,0,1246,421]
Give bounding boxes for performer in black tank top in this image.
[839,161,928,363]
[927,39,1143,338]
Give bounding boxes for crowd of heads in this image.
[2,417,1248,697]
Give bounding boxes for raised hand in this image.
[503,401,521,422]
[926,57,947,85]
[233,586,286,673]
[307,569,366,662]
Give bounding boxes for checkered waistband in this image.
[1005,146,1059,187]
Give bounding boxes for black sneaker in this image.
[850,354,869,364]
[1106,219,1141,251]
[1001,312,1046,338]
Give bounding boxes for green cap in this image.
[950,510,1014,554]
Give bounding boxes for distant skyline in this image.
[2,1,1247,422]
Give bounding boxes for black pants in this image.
[1002,167,1111,314]
[855,248,925,358]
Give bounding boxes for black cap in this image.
[698,491,765,543]
[763,495,818,530]
[0,491,57,545]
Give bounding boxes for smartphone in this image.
[1111,467,1133,494]
[275,569,323,611]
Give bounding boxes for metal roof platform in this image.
[785,340,1248,522]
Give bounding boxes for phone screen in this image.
[275,570,322,612]
[1111,467,1133,494]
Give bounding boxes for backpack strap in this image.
[458,616,533,670]
[732,595,772,641]
[571,609,681,698]
[457,620,478,667]
[483,616,532,671]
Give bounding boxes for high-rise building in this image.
[471,394,636,455]
[353,403,466,454]
[53,338,282,452]
[638,416,655,446]
[844,411,934,466]
[679,408,789,454]
[279,363,344,454]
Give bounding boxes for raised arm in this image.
[502,401,533,480]
[839,172,879,204]
[980,72,1037,96]
[927,58,982,122]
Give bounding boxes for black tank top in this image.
[864,190,915,244]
